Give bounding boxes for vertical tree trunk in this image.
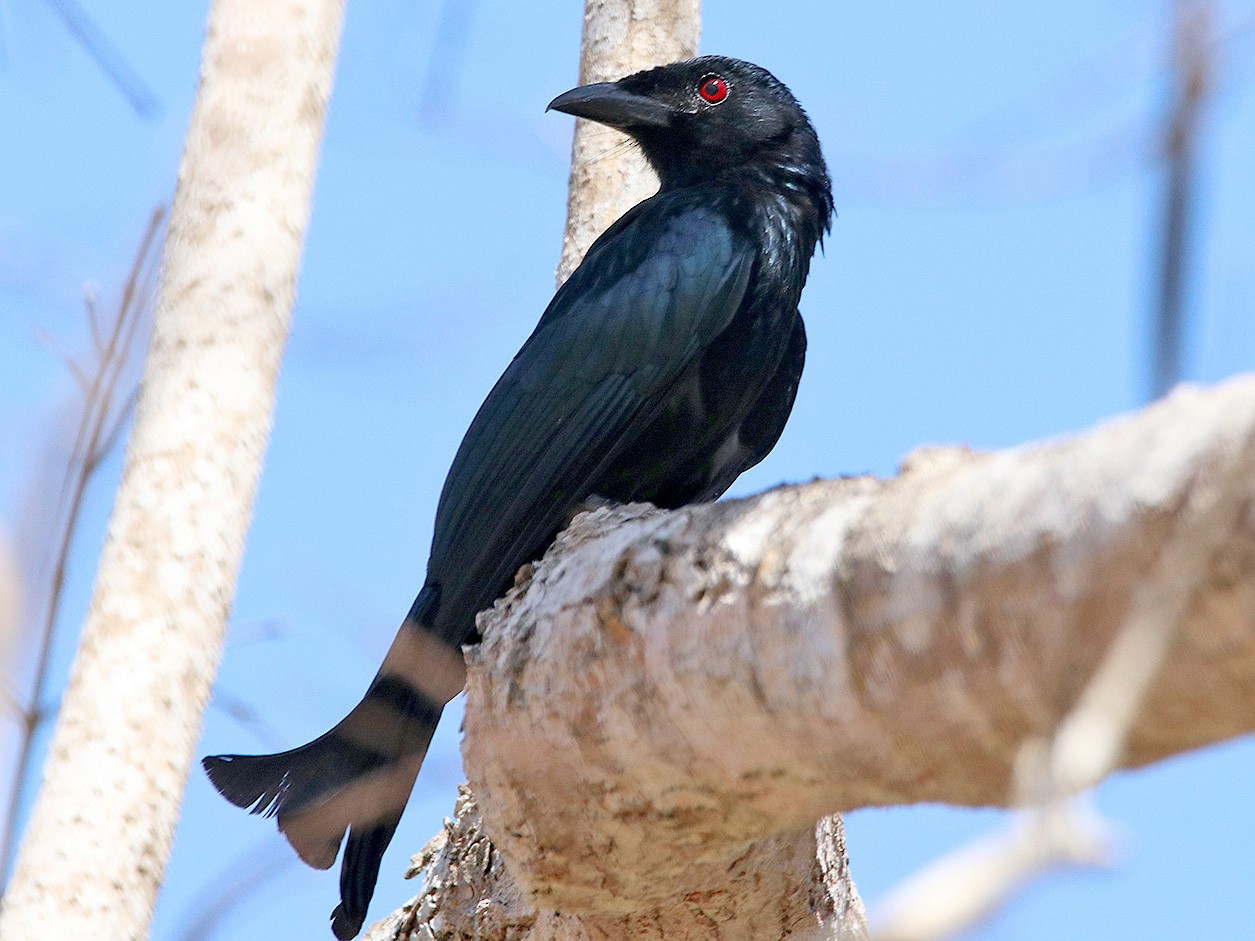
[0,1,344,938]
[555,0,701,284]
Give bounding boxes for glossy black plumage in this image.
[204,55,833,939]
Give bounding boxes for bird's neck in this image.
[659,159,830,265]
[719,160,831,286]
[752,160,832,256]
[651,124,832,251]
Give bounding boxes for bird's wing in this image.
[426,198,753,632]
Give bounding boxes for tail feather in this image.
[204,594,465,937]
[331,818,402,940]
[203,730,391,823]
[203,665,444,929]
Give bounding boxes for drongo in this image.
[204,55,834,938]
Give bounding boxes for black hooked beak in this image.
[547,81,674,129]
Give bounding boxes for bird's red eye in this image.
[698,75,728,104]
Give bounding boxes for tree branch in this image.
[366,376,1255,940]
[365,377,1255,941]
[367,788,867,941]
[870,410,1248,938]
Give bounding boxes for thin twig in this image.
[1148,0,1213,401]
[0,207,165,882]
[93,388,141,473]
[30,328,90,394]
[37,0,160,119]
[85,291,103,357]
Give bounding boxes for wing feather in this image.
[423,196,754,641]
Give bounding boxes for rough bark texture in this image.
[367,789,866,941]
[463,378,1255,904]
[0,2,343,938]
[366,378,1255,940]
[362,377,1255,941]
[555,0,701,284]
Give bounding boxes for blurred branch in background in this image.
[415,0,476,127]
[836,18,1164,206]
[832,1,1241,411]
[0,205,164,884]
[838,3,1250,208]
[36,0,159,118]
[0,541,19,720]
[1148,0,1214,401]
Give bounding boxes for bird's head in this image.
[549,56,832,230]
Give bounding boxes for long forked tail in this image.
[203,600,467,939]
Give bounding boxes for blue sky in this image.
[2,1,1253,939]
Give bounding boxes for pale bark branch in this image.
[365,376,1255,940]
[0,1,343,937]
[388,376,1254,940]
[870,404,1250,939]
[871,795,1111,941]
[367,788,867,941]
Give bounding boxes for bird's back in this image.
[203,55,834,940]
[419,186,808,647]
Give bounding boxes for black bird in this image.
[203,55,833,939]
